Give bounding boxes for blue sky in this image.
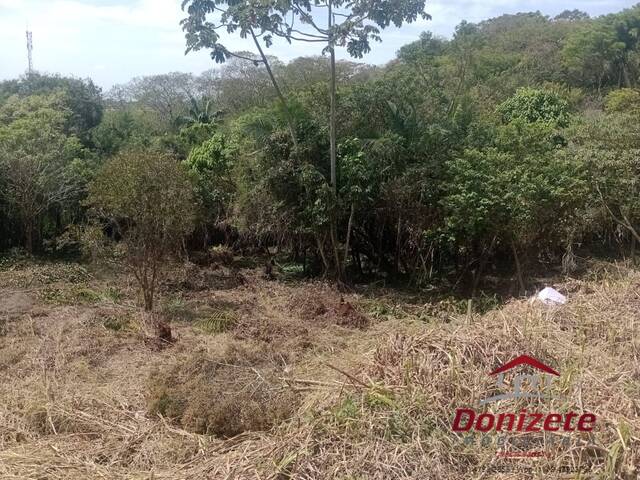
[0,0,633,89]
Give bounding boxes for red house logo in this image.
[451,354,597,435]
[480,354,562,405]
[490,354,560,376]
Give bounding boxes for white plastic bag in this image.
[535,287,567,305]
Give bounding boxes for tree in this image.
[0,92,84,252]
[181,2,299,146]
[280,56,376,91]
[566,111,640,252]
[183,0,429,280]
[108,73,198,130]
[179,95,222,127]
[87,150,197,317]
[215,54,285,112]
[562,23,626,92]
[0,73,103,146]
[91,108,161,157]
[184,132,236,244]
[443,121,586,294]
[554,10,589,22]
[605,88,640,115]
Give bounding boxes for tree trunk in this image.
[328,0,337,194]
[472,236,497,298]
[327,1,342,282]
[394,213,402,277]
[249,28,298,148]
[144,291,153,311]
[330,221,342,280]
[315,234,329,275]
[343,202,355,274]
[511,240,526,296]
[25,222,34,254]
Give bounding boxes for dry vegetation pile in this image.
[0,259,638,479]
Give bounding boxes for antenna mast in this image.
[26,29,33,75]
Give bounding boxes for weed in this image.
[196,310,238,334]
[39,286,102,305]
[333,397,359,426]
[102,315,131,332]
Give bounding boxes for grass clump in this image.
[196,309,238,334]
[39,285,114,305]
[147,352,298,438]
[101,315,131,332]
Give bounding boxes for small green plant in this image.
[0,248,31,271]
[31,263,90,285]
[75,287,102,303]
[39,285,111,305]
[102,315,131,332]
[102,286,123,303]
[196,310,237,334]
[365,388,396,409]
[333,396,359,426]
[385,411,411,441]
[279,262,305,279]
[366,301,409,321]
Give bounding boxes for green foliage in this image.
[181,0,430,61]
[102,315,131,332]
[605,88,640,114]
[39,283,122,306]
[87,150,197,310]
[563,23,625,90]
[184,131,236,224]
[0,92,88,252]
[2,3,640,294]
[0,73,103,145]
[196,310,238,334]
[566,112,640,241]
[443,133,586,251]
[91,108,159,156]
[186,132,233,174]
[562,5,640,91]
[497,87,570,126]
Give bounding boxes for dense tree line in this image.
[1,4,640,295]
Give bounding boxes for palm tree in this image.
[178,95,223,127]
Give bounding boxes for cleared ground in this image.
[0,258,638,479]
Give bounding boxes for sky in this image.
[0,0,634,89]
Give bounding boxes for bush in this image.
[88,150,197,312]
[605,88,640,115]
[497,87,570,127]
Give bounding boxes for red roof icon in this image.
[490,354,560,376]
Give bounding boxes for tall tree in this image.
[0,93,83,252]
[182,0,429,279]
[108,73,198,130]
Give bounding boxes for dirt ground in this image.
[0,258,638,479]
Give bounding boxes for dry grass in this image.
[0,259,638,478]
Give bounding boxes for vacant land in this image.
[0,257,638,479]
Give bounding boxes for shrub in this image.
[605,88,640,115]
[497,87,570,127]
[88,150,197,313]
